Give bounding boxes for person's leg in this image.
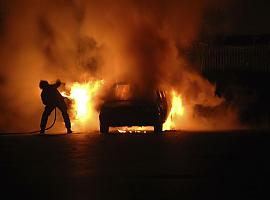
[57,103,72,133]
[40,105,55,133]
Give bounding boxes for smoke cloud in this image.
[0,0,239,132]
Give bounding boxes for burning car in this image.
[99,82,168,133]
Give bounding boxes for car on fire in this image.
[99,82,168,133]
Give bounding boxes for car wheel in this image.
[100,122,109,134]
[154,123,163,133]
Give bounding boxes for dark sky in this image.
[226,0,270,34]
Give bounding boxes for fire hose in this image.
[0,108,57,135]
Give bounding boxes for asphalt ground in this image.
[0,130,269,200]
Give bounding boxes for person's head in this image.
[55,79,61,88]
[39,80,49,89]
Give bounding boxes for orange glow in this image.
[62,85,184,132]
[62,80,103,126]
[164,90,184,130]
[117,126,152,133]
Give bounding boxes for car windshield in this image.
[106,82,162,102]
[114,84,131,100]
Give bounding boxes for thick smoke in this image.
[0,0,239,132]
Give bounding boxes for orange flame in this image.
[62,84,184,132]
[163,90,184,130]
[62,80,103,128]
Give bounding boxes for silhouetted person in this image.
[39,80,72,134]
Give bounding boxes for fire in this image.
[117,90,185,133]
[164,90,184,130]
[62,80,103,127]
[62,83,184,132]
[117,126,150,133]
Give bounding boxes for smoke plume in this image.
[0,0,239,132]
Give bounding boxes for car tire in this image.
[154,123,163,133]
[100,122,109,134]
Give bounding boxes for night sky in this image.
[226,0,270,34]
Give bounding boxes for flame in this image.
[62,84,184,132]
[117,126,151,133]
[61,80,103,127]
[163,90,184,130]
[118,90,185,133]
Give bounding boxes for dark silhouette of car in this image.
[99,82,168,133]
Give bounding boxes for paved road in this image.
[0,131,269,199]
